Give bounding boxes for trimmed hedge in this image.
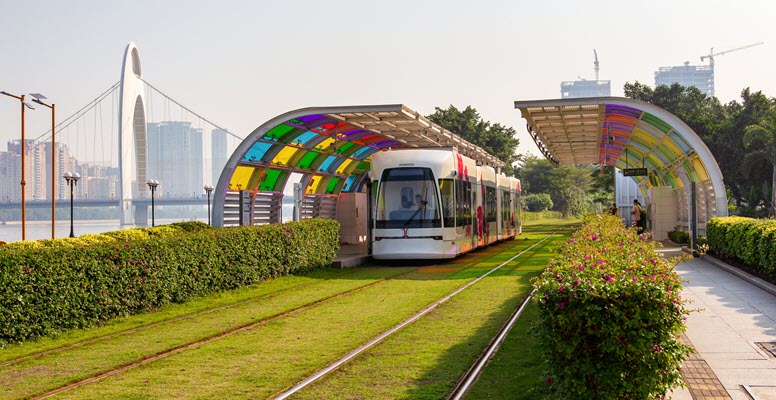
[532,215,690,399]
[0,219,339,346]
[707,216,776,276]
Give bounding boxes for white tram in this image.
[370,148,521,260]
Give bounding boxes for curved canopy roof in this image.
[213,104,504,226]
[514,97,727,217]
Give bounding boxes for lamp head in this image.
[23,101,35,110]
[72,173,80,182]
[63,171,72,180]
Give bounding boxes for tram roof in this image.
[513,97,724,192]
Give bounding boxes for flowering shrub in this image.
[0,219,339,346]
[707,216,776,276]
[532,214,691,399]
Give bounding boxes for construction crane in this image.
[593,49,600,81]
[700,42,764,68]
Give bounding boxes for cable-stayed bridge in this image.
[1,43,243,227]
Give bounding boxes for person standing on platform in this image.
[630,199,643,233]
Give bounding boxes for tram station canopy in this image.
[514,97,728,228]
[213,104,504,227]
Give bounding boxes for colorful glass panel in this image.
[263,124,295,141]
[642,113,672,134]
[242,142,273,162]
[318,155,337,171]
[353,146,377,159]
[325,177,340,194]
[334,142,354,154]
[298,152,320,169]
[291,131,319,146]
[343,175,357,192]
[260,169,282,191]
[230,166,258,190]
[306,175,322,194]
[314,138,336,152]
[335,159,355,174]
[271,146,298,166]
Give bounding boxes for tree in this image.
[524,193,553,212]
[516,156,595,217]
[743,103,776,216]
[427,105,520,175]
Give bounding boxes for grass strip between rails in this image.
[0,267,414,400]
[288,224,574,399]
[48,232,551,399]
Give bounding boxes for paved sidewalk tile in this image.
[675,257,776,400]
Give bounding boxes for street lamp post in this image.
[204,184,214,226]
[63,172,80,238]
[31,93,56,239]
[1,90,35,240]
[146,179,159,226]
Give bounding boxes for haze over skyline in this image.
[2,0,775,162]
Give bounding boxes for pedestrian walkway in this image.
[668,251,776,400]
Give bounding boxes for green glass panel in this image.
[263,124,295,141]
[642,113,672,134]
[334,142,354,154]
[356,161,369,170]
[297,152,320,169]
[260,169,282,191]
[325,177,340,194]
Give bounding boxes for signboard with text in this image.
[623,168,648,177]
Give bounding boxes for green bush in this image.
[707,216,776,276]
[532,215,691,399]
[667,227,690,244]
[524,193,554,212]
[522,210,564,222]
[0,219,339,346]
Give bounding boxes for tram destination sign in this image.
[623,168,648,177]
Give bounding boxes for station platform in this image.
[333,243,369,268]
[658,242,776,400]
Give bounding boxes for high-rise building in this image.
[147,121,204,197]
[561,80,611,99]
[8,139,46,200]
[211,128,227,187]
[654,62,714,96]
[0,151,21,202]
[42,142,74,200]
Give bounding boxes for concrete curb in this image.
[700,254,776,298]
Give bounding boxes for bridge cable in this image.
[138,77,244,141]
[34,81,120,144]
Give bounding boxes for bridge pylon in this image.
[117,42,150,225]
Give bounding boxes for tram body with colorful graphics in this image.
[370,148,521,260]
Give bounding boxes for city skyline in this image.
[2,1,775,160]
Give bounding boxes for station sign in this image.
[623,168,648,177]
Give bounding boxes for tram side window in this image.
[439,179,455,227]
[486,186,497,222]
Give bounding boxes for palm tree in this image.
[743,106,776,216]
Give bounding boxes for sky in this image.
[2,0,776,164]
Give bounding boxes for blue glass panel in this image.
[291,131,319,146]
[353,146,377,158]
[668,132,692,153]
[343,175,357,192]
[318,155,337,171]
[242,142,273,162]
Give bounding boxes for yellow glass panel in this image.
[692,158,710,181]
[314,138,336,152]
[335,159,355,174]
[230,166,256,190]
[306,175,322,194]
[663,140,684,157]
[632,128,660,146]
[271,147,298,166]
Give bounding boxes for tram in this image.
[370,148,521,260]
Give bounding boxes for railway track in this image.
[5,226,566,400]
[273,230,561,400]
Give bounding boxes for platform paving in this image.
[669,252,776,399]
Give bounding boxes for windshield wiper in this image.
[403,201,427,227]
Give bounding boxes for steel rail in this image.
[448,288,538,400]
[273,229,562,400]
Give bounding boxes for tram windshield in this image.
[376,167,441,229]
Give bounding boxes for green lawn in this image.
[0,218,579,399]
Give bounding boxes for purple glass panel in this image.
[605,104,643,119]
[603,121,635,134]
[374,140,401,149]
